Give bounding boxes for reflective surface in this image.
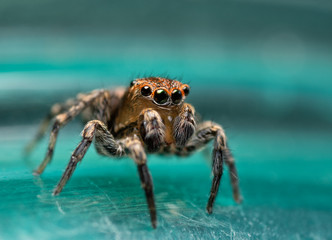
[0,124,331,239]
[1,0,332,239]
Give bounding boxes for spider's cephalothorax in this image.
[25,77,242,228]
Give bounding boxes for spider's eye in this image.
[141,85,152,96]
[182,85,190,96]
[171,89,183,104]
[130,80,136,87]
[154,89,169,105]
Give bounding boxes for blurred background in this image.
[0,0,332,239]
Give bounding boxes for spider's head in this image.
[129,77,190,107]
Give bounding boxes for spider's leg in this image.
[180,121,242,212]
[24,98,76,155]
[138,109,166,152]
[206,123,225,214]
[224,146,242,203]
[173,103,196,147]
[34,90,104,175]
[123,136,157,228]
[53,120,124,195]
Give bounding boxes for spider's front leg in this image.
[138,109,166,152]
[122,136,157,228]
[183,121,242,213]
[53,120,124,195]
[173,103,196,147]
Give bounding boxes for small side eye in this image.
[154,89,169,105]
[182,85,190,96]
[171,89,183,104]
[141,85,152,96]
[130,80,136,87]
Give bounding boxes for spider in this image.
[25,77,242,228]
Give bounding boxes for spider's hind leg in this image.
[224,147,242,203]
[24,99,76,155]
[181,121,242,213]
[53,120,124,195]
[33,90,104,175]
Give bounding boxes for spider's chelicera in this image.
[25,77,242,228]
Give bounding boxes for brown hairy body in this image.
[25,77,242,228]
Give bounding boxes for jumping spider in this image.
[25,77,242,228]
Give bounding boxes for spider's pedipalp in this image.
[33,90,105,175]
[139,109,166,152]
[53,120,123,195]
[173,103,196,147]
[123,136,157,228]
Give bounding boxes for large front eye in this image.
[154,89,169,105]
[141,85,152,96]
[171,89,183,104]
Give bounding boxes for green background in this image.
[0,0,332,239]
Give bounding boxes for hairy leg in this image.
[173,103,196,147]
[224,147,242,203]
[138,108,166,152]
[24,98,76,155]
[53,120,124,195]
[122,136,157,228]
[81,88,126,125]
[179,121,242,212]
[34,90,105,175]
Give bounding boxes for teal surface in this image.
[1,0,332,239]
[0,125,332,239]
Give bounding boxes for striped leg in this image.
[181,121,242,212]
[34,90,104,175]
[24,98,76,155]
[123,136,157,229]
[224,148,242,203]
[53,120,124,195]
